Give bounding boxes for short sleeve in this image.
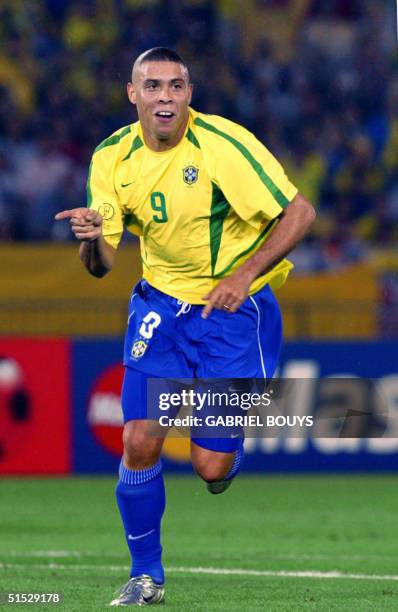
[86,151,124,249]
[208,121,298,229]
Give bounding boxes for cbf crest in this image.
[183,164,199,185]
[131,340,148,359]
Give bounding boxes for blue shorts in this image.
[121,280,282,452]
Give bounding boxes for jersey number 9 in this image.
[150,192,168,223]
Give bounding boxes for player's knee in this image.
[193,456,231,482]
[122,421,162,469]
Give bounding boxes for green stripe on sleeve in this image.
[210,182,231,275]
[86,161,93,208]
[194,117,289,208]
[94,126,131,153]
[88,127,137,208]
[125,211,142,236]
[213,218,277,278]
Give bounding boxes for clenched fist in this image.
[54,208,103,242]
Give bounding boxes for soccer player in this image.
[55,47,315,606]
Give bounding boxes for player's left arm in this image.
[202,193,315,318]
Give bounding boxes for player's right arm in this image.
[54,207,116,277]
[55,135,125,277]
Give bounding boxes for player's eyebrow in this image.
[143,78,186,86]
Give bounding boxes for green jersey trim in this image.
[125,211,141,228]
[186,128,201,149]
[122,135,144,161]
[213,218,277,278]
[194,117,289,208]
[94,126,131,154]
[209,182,231,275]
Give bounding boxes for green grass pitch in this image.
[1,475,398,611]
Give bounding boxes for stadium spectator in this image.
[0,0,396,264]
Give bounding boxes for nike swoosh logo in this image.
[128,529,155,541]
[121,181,134,188]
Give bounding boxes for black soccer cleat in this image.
[206,479,233,495]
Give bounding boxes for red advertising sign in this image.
[85,362,192,463]
[0,338,71,474]
[87,363,124,456]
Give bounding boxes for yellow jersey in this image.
[87,107,298,303]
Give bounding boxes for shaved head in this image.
[131,47,190,83]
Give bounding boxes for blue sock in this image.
[224,443,244,481]
[115,459,165,584]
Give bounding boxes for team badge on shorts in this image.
[183,165,199,185]
[131,340,148,359]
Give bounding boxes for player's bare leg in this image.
[190,440,244,495]
[122,419,165,469]
[111,420,166,606]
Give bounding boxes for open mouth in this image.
[154,111,175,123]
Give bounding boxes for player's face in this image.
[127,61,192,151]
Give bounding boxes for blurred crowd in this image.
[0,0,397,272]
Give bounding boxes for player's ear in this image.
[127,82,136,105]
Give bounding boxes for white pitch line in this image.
[264,552,398,562]
[0,563,129,572]
[3,550,398,562]
[5,551,85,558]
[173,567,398,581]
[1,562,398,582]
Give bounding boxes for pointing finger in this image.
[54,210,75,221]
[55,208,87,221]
